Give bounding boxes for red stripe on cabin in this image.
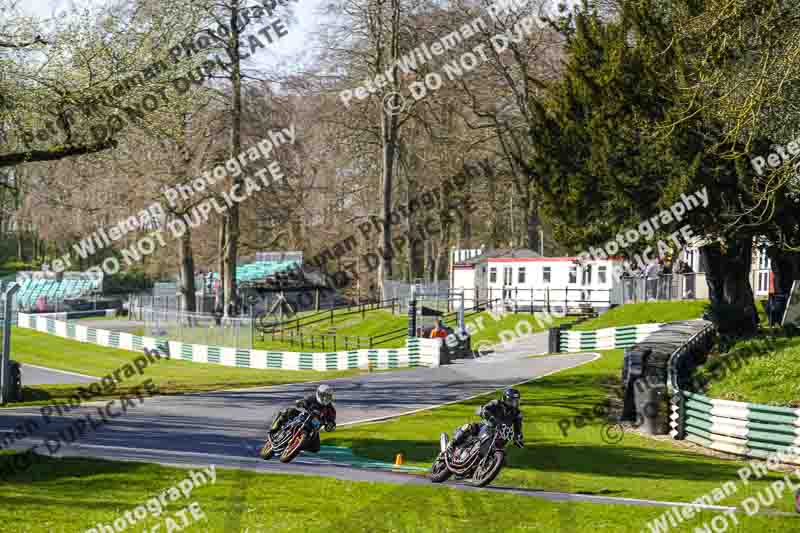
[487,257,624,263]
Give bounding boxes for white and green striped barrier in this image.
[665,323,800,466]
[560,323,663,352]
[17,313,441,371]
[671,390,800,465]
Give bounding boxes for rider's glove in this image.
[514,435,524,448]
[325,421,336,432]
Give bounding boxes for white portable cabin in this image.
[451,251,623,313]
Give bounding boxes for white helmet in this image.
[316,384,334,406]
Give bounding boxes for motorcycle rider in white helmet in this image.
[269,384,337,453]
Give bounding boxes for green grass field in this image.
[1,348,796,531]
[455,310,573,347]
[0,453,789,533]
[254,308,572,353]
[324,349,800,522]
[254,309,409,351]
[701,334,800,406]
[8,327,361,406]
[573,300,708,330]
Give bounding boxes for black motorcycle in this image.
[259,410,322,463]
[429,422,522,487]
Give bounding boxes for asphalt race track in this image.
[6,351,794,516]
[20,363,98,386]
[1,354,593,478]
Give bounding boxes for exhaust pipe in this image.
[440,432,449,452]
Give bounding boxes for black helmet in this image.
[502,388,520,409]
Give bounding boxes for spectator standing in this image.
[645,261,660,300]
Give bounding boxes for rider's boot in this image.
[269,412,286,436]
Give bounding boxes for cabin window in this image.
[518,267,526,284]
[503,267,512,286]
[542,267,551,284]
[489,267,497,283]
[568,266,577,284]
[582,265,592,285]
[598,266,607,284]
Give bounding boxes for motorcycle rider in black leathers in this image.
[448,388,524,451]
[269,384,336,453]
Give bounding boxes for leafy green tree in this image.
[530,0,762,335]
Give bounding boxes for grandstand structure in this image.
[201,254,304,291]
[14,271,103,312]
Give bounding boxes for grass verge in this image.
[0,453,791,532]
[8,327,362,407]
[324,349,800,518]
[456,311,573,348]
[254,309,408,351]
[701,334,800,406]
[573,300,708,330]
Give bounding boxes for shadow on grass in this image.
[325,436,747,484]
[0,451,147,486]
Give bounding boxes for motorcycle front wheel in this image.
[429,454,452,483]
[279,431,307,463]
[472,451,504,487]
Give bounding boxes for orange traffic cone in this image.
[395,453,405,465]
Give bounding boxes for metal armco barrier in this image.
[0,283,19,404]
[664,322,800,465]
[620,319,714,434]
[560,323,663,352]
[672,390,800,465]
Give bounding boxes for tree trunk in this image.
[700,238,758,336]
[377,0,401,298]
[179,227,197,312]
[527,194,541,254]
[767,246,800,295]
[403,149,415,284]
[217,218,226,313]
[16,224,23,261]
[223,0,244,318]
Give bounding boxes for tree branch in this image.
[0,35,48,49]
[0,139,118,168]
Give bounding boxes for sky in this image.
[22,0,326,71]
[22,0,579,69]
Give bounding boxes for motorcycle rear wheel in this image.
[279,431,307,463]
[472,451,504,487]
[259,439,274,460]
[429,454,452,483]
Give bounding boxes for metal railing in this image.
[140,307,255,350]
[621,273,708,304]
[450,287,612,314]
[266,329,377,350]
[258,298,398,338]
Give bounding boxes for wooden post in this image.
[334,335,337,351]
[315,288,320,311]
[362,303,365,319]
[330,307,334,325]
